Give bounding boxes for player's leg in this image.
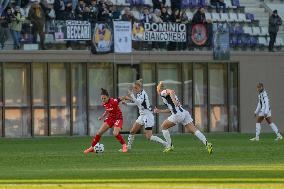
[145,128,167,147]
[127,122,142,150]
[185,123,213,154]
[161,118,176,152]
[265,116,283,140]
[182,110,213,154]
[250,116,264,141]
[143,114,167,147]
[113,120,127,153]
[184,123,208,145]
[84,123,109,154]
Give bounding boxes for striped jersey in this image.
[160,89,184,114]
[255,90,270,114]
[130,90,152,115]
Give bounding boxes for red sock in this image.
[91,134,101,147]
[115,134,126,145]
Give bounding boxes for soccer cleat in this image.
[119,145,131,152]
[163,144,174,153]
[275,135,283,141]
[206,142,213,155]
[84,146,94,154]
[122,144,128,153]
[250,137,259,141]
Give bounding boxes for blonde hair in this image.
[33,4,42,18]
[157,81,165,91]
[134,79,143,87]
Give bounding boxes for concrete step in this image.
[258,17,269,26]
[263,0,284,3]
[240,0,260,5]
[245,7,267,14]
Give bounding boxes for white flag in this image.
[114,21,132,53]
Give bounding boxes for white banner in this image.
[114,21,132,53]
[132,22,187,42]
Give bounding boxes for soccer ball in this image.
[94,143,104,153]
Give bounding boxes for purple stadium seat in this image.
[235,38,241,47]
[198,0,206,7]
[182,0,190,8]
[129,0,145,6]
[250,36,258,47]
[229,37,233,45]
[189,0,198,8]
[230,36,237,47]
[229,25,235,35]
[246,13,255,21]
[241,35,250,47]
[250,14,255,21]
[0,5,3,15]
[236,36,243,46]
[231,36,238,47]
[235,25,244,35]
[245,13,250,20]
[232,0,240,7]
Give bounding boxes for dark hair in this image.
[101,88,109,96]
[258,83,264,88]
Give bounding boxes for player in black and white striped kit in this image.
[121,79,167,150]
[250,83,282,141]
[154,81,213,154]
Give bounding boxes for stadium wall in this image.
[0,51,283,136]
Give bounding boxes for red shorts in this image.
[104,118,123,129]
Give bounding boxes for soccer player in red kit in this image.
[84,88,128,153]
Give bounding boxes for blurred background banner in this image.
[114,21,132,53]
[187,23,213,48]
[132,22,187,42]
[46,20,91,41]
[91,22,113,54]
[213,23,230,60]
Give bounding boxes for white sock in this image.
[256,123,261,138]
[162,129,172,147]
[150,135,167,147]
[194,130,207,146]
[270,123,281,137]
[127,134,135,148]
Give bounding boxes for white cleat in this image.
[250,137,259,141]
[275,135,283,141]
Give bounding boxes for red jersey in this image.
[103,98,123,120]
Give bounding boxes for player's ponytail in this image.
[134,79,143,88]
[101,88,109,96]
[258,82,264,88]
[157,81,165,92]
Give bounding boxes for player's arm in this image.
[121,90,141,106]
[116,97,123,103]
[167,89,180,106]
[123,95,137,106]
[129,91,144,105]
[122,95,133,101]
[254,100,260,117]
[154,106,171,114]
[120,91,135,102]
[117,95,134,106]
[98,111,108,121]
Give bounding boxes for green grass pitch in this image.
[0,133,284,189]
